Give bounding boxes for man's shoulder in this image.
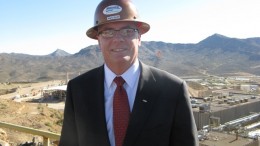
[142,63,183,83]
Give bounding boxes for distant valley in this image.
[1,33,260,82]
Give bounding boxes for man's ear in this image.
[138,35,141,46]
[97,38,102,50]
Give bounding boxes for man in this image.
[59,0,198,146]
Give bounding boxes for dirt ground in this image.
[0,81,64,145]
[0,99,64,145]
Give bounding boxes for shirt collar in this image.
[104,59,140,88]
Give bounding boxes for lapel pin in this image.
[142,99,148,103]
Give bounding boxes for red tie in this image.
[113,76,130,146]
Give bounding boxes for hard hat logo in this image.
[103,5,122,15]
[107,15,120,21]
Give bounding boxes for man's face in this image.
[97,21,141,72]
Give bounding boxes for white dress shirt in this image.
[104,60,140,146]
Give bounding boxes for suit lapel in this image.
[88,66,111,146]
[124,62,160,146]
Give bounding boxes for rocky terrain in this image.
[0,81,64,145]
[0,34,260,82]
[0,99,63,145]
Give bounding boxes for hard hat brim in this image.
[86,20,150,40]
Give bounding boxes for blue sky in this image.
[1,0,260,55]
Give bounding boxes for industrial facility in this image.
[187,75,260,145]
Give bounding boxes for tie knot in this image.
[114,76,125,87]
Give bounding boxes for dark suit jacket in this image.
[59,62,198,146]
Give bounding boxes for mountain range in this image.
[0,33,260,82]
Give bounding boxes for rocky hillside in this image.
[0,99,63,145]
[0,34,260,82]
